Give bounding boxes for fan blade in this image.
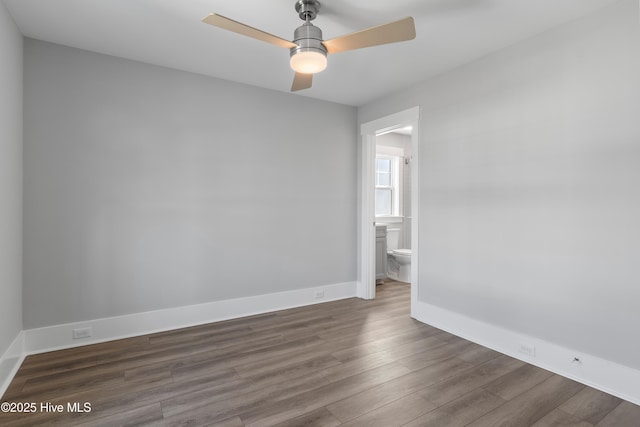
[203,13,297,49]
[323,17,416,54]
[291,73,313,91]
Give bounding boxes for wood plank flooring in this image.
[1,281,639,426]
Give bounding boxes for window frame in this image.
[375,154,402,219]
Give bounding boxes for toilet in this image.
[387,248,411,283]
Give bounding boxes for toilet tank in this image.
[386,227,401,251]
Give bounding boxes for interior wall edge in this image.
[412,299,640,406]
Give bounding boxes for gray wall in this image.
[23,39,357,329]
[359,0,640,370]
[0,1,23,356]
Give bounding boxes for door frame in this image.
[358,107,420,310]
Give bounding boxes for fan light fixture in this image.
[289,17,328,75]
[202,0,416,92]
[290,50,327,74]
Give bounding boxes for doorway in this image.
[359,107,420,315]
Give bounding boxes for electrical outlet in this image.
[314,290,325,299]
[518,342,536,357]
[73,327,92,340]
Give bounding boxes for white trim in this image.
[413,299,640,406]
[358,131,376,300]
[22,282,356,356]
[409,114,420,311]
[360,107,420,305]
[0,332,25,399]
[361,108,420,136]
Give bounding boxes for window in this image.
[375,155,400,217]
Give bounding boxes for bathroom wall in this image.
[23,39,357,329]
[359,0,640,371]
[0,0,23,367]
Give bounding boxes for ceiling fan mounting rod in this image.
[295,0,321,22]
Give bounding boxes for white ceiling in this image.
[3,0,619,106]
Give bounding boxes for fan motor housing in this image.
[290,23,327,59]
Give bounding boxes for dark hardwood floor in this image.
[1,281,639,426]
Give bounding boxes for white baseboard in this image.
[412,299,640,406]
[0,332,25,399]
[13,286,637,407]
[23,281,357,355]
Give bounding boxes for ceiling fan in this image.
[202,0,416,92]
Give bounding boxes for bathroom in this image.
[375,127,412,284]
